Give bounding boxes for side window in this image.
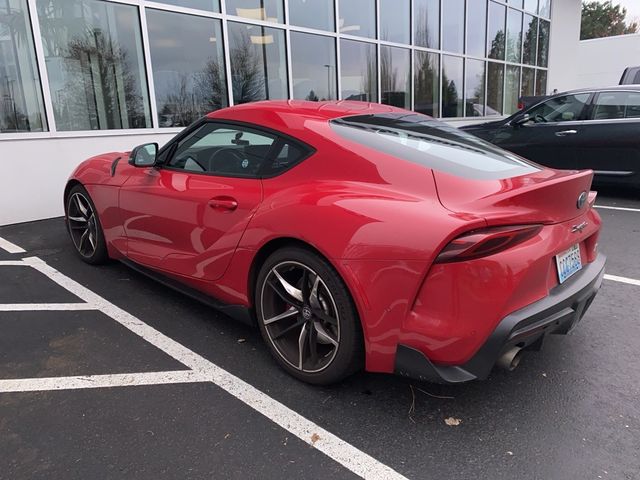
[168,123,277,177]
[527,93,590,123]
[590,92,640,120]
[261,142,309,177]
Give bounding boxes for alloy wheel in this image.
[67,192,98,258]
[260,261,340,373]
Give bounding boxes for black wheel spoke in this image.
[301,269,310,303]
[308,322,319,366]
[271,317,306,340]
[312,307,338,326]
[266,279,303,308]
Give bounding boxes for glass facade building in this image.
[0,0,552,135]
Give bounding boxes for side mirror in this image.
[511,113,531,127]
[129,143,158,167]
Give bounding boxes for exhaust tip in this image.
[497,347,524,372]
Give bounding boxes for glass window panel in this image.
[380,0,409,44]
[521,67,535,97]
[539,0,551,18]
[524,0,538,14]
[414,0,439,49]
[291,32,336,101]
[537,20,550,67]
[443,0,464,54]
[147,10,227,128]
[37,0,150,131]
[288,0,334,31]
[487,1,506,60]
[528,93,589,123]
[340,39,377,102]
[226,0,284,23]
[466,59,485,117]
[504,65,520,115]
[509,0,524,8]
[339,0,375,38]
[467,0,487,57]
[486,61,504,115]
[151,0,219,12]
[506,8,523,63]
[535,69,547,95]
[442,55,464,118]
[522,14,537,65]
[591,91,640,120]
[414,51,439,117]
[228,22,287,104]
[0,0,47,132]
[380,46,410,109]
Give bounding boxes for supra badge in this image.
[571,221,588,233]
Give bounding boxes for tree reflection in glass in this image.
[380,46,410,109]
[147,9,228,127]
[37,0,151,131]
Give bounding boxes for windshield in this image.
[331,113,540,180]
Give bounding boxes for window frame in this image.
[157,118,316,179]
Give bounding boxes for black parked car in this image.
[461,86,640,188]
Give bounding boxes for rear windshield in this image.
[330,113,540,180]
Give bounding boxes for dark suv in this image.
[460,86,640,188]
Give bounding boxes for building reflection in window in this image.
[414,0,439,49]
[414,50,439,117]
[487,61,504,115]
[340,39,377,102]
[0,0,47,132]
[291,32,336,101]
[466,59,486,117]
[288,0,334,32]
[487,1,506,60]
[147,9,228,128]
[37,0,151,131]
[339,0,375,39]
[226,0,284,23]
[380,46,410,109]
[228,22,287,104]
[442,55,464,117]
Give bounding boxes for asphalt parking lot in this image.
[1,190,639,480]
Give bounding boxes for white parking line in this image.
[0,370,204,393]
[0,260,30,266]
[595,205,640,213]
[0,236,26,254]
[14,256,408,480]
[0,303,96,311]
[604,274,640,287]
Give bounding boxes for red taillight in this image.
[434,225,543,263]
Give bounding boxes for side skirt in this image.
[119,258,255,326]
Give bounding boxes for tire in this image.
[65,184,109,265]
[255,246,364,385]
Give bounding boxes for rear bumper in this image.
[395,253,606,384]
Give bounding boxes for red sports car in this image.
[64,101,606,385]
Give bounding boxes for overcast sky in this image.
[614,0,640,22]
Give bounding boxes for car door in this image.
[119,121,278,281]
[572,90,640,181]
[490,92,592,169]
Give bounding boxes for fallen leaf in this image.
[237,338,246,343]
[310,433,320,445]
[506,451,513,456]
[444,417,461,426]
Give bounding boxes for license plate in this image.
[556,244,582,284]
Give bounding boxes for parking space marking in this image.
[595,205,640,213]
[0,303,96,311]
[0,370,205,393]
[13,255,408,480]
[0,260,30,267]
[0,236,26,254]
[604,274,640,287]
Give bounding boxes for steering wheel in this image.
[534,114,547,123]
[210,148,249,173]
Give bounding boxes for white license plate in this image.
[556,244,582,284]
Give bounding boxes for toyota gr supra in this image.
[64,101,606,385]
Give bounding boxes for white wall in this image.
[575,34,640,88]
[547,0,583,93]
[0,132,176,226]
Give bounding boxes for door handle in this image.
[555,130,578,137]
[208,197,238,212]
